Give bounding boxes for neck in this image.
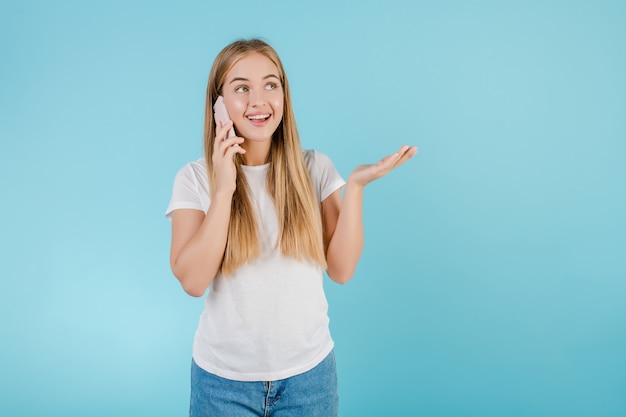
[242,139,271,166]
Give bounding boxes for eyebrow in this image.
[229,74,280,84]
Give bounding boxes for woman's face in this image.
[221,53,284,144]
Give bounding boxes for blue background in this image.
[1,0,625,416]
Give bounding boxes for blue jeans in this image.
[190,350,339,417]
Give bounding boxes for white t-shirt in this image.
[165,150,345,381]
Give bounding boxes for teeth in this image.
[247,114,270,120]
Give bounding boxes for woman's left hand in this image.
[348,145,418,188]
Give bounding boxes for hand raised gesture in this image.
[348,145,418,188]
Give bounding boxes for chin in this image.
[242,134,272,143]
[240,127,277,142]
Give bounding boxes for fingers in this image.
[373,145,417,177]
[214,120,245,158]
[378,145,408,164]
[215,136,245,159]
[224,141,246,159]
[214,120,234,144]
[349,144,418,187]
[391,145,418,168]
[377,145,414,167]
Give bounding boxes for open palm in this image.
[349,145,418,187]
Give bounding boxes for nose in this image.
[248,88,268,108]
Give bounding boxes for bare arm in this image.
[169,121,245,297]
[324,145,418,284]
[323,183,364,284]
[170,192,233,297]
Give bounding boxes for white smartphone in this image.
[213,96,236,139]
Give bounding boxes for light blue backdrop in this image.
[1,0,624,416]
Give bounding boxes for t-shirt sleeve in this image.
[305,150,346,203]
[165,163,206,220]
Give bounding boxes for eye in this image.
[234,85,248,93]
[265,82,279,91]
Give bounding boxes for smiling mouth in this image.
[247,114,271,121]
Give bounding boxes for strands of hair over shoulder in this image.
[204,39,326,276]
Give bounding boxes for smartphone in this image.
[213,96,236,139]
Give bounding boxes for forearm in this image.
[171,192,232,296]
[326,180,365,284]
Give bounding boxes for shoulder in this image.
[176,158,206,178]
[166,158,209,218]
[172,158,207,185]
[302,149,345,202]
[170,157,209,196]
[302,149,335,172]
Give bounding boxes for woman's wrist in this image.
[346,175,366,192]
[210,190,235,209]
[344,179,366,203]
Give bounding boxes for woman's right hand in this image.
[212,120,246,195]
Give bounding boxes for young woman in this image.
[166,38,417,416]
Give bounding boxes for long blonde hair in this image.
[204,39,326,275]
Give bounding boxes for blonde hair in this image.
[204,39,326,276]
